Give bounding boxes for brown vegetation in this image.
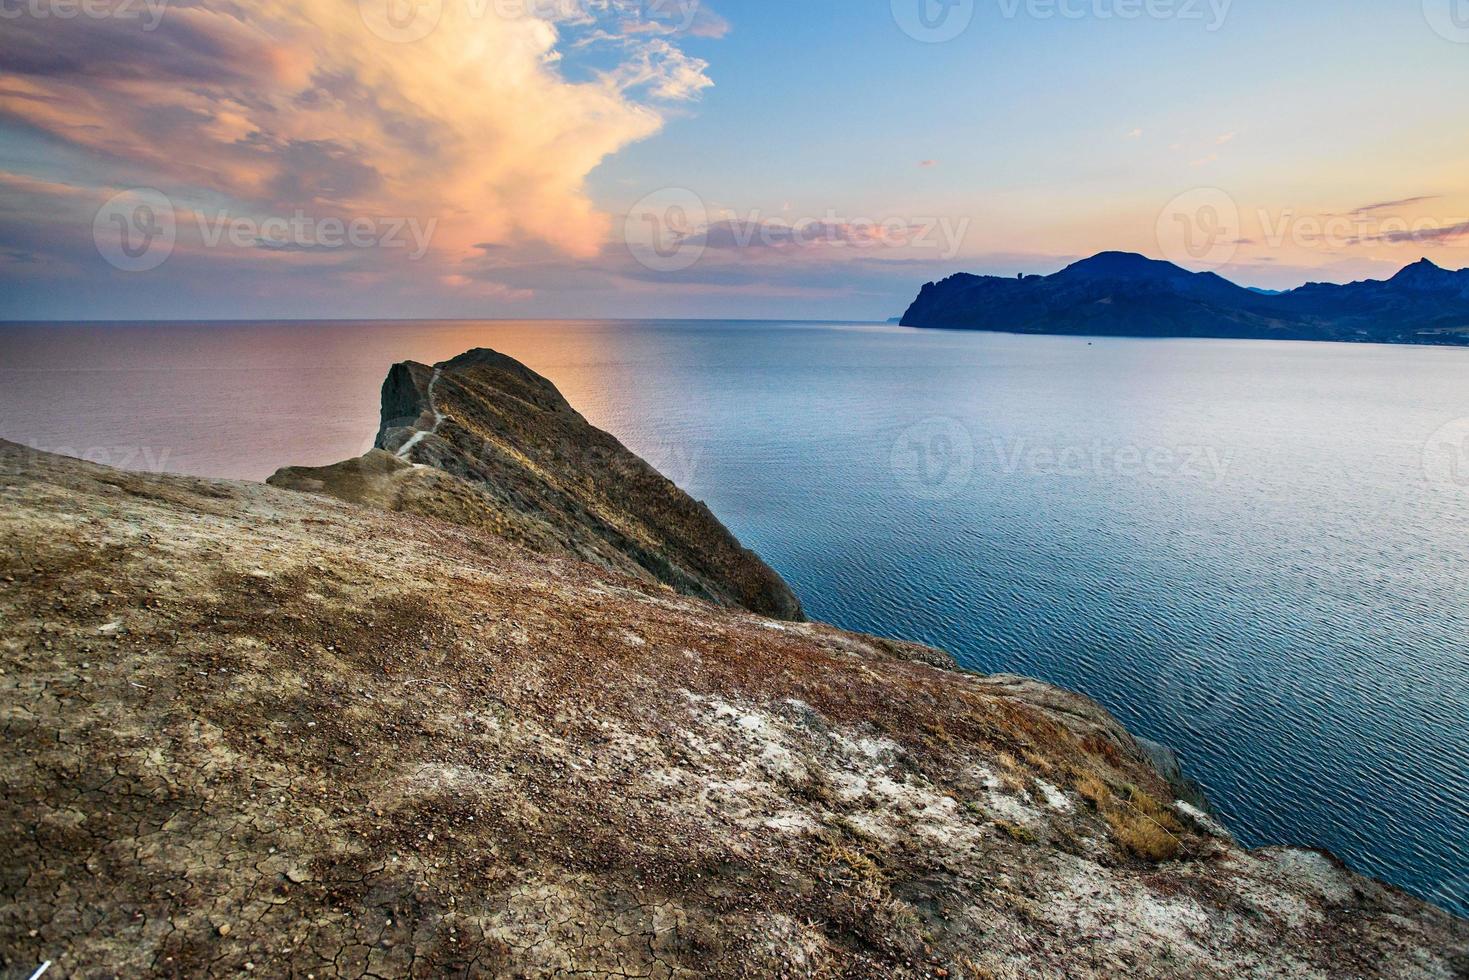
[3,441,1465,977]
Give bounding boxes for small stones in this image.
[3,440,1461,979]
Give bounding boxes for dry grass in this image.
[9,442,1463,976]
[1107,811,1182,862]
[993,750,1030,795]
[818,842,887,900]
[1106,786,1183,861]
[1069,769,1182,861]
[1075,771,1111,811]
[1022,748,1053,772]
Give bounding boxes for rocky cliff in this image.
[269,349,802,621]
[2,351,1467,977]
[901,252,1469,345]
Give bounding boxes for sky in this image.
[1,0,1467,320]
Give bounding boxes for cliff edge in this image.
[268,349,802,621]
[900,252,1469,345]
[3,437,1466,976]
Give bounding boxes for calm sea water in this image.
[2,319,1466,917]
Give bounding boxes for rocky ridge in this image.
[269,348,802,621]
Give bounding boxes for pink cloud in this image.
[0,0,717,271]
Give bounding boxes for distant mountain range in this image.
[900,252,1469,346]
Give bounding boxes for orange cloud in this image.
[0,0,713,271]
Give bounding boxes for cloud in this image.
[1345,195,1441,217]
[597,36,713,101]
[1215,131,1238,145]
[607,2,732,39]
[695,217,950,252]
[1358,220,1469,245]
[1126,128,1142,139]
[438,274,535,299]
[0,0,718,276]
[919,160,937,168]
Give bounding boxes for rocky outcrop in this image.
[269,349,803,621]
[3,440,1467,977]
[901,252,1469,345]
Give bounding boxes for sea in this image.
[2,318,1466,917]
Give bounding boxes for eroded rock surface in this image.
[3,442,1466,977]
[270,349,802,621]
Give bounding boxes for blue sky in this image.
[0,0,1465,319]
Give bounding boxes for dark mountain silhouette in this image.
[900,252,1469,345]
